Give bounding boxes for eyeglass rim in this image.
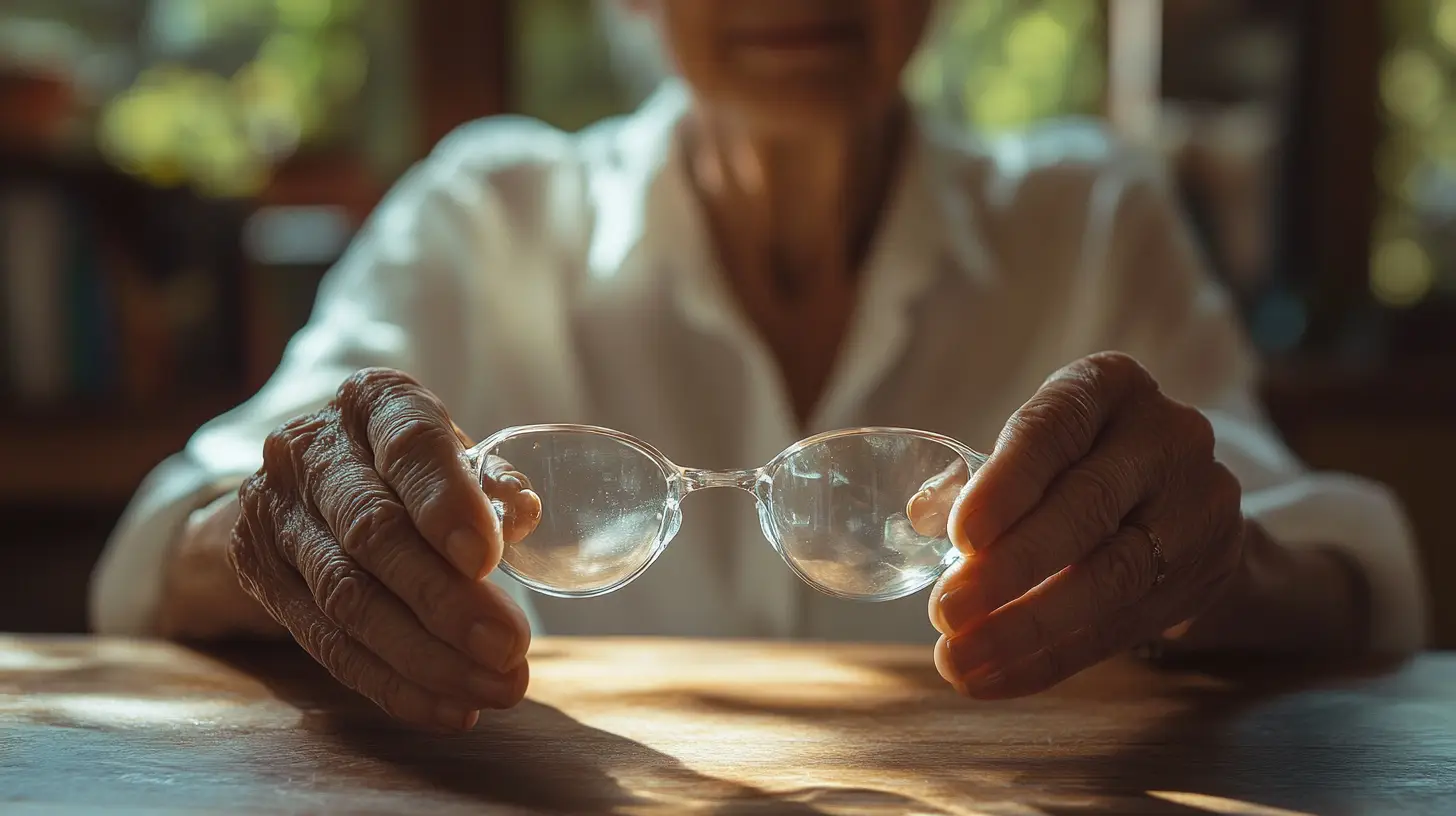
[469,423,986,600]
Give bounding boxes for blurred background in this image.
[0,0,1452,645]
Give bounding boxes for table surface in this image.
[1,637,1452,816]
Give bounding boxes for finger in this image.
[930,424,1156,634]
[955,593,1179,700]
[482,456,543,544]
[906,459,969,538]
[938,522,1169,682]
[458,434,543,541]
[337,368,503,580]
[276,499,528,708]
[302,432,532,673]
[231,507,484,729]
[948,353,1154,555]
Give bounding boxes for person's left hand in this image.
[910,352,1247,698]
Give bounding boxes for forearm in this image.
[1167,521,1372,658]
[153,492,285,641]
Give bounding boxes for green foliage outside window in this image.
[1372,0,1456,308]
[513,0,1105,134]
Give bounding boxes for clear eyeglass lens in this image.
[765,433,974,601]
[481,430,671,595]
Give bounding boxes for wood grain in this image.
[1,637,1451,815]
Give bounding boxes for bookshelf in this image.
[0,0,512,507]
[0,0,512,632]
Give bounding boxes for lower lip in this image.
[731,28,862,52]
[730,29,863,69]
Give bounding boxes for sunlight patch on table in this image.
[1148,790,1317,816]
[0,692,298,729]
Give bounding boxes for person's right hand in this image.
[229,368,542,730]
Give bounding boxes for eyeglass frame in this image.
[466,423,987,602]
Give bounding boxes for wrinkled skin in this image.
[910,352,1247,698]
[230,368,541,729]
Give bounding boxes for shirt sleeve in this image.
[89,135,541,636]
[1097,159,1429,655]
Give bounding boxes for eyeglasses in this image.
[465,425,986,602]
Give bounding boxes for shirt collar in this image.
[588,79,996,295]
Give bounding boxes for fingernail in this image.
[907,489,932,519]
[936,584,990,631]
[446,529,485,579]
[437,702,477,730]
[1163,618,1194,640]
[933,638,967,694]
[496,473,524,491]
[929,597,951,634]
[963,667,1005,694]
[468,621,521,672]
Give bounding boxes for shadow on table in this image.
[1049,656,1443,816]
[208,645,955,815]
[603,652,1434,815]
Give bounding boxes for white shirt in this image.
[90,83,1429,653]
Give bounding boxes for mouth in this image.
[726,21,865,52]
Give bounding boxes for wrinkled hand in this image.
[230,368,542,729]
[913,352,1245,698]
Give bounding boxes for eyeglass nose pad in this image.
[662,501,685,547]
[751,482,784,558]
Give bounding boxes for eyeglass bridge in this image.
[681,468,761,493]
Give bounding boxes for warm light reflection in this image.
[1147,790,1316,816]
[0,648,84,673]
[0,692,267,729]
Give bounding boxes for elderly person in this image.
[92,0,1426,730]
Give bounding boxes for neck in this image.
[681,103,908,292]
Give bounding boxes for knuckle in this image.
[312,623,350,670]
[317,562,373,625]
[1009,392,1095,465]
[261,413,332,488]
[1060,462,1130,537]
[230,475,277,575]
[336,368,438,442]
[1172,405,1217,459]
[375,416,454,480]
[337,367,416,411]
[1086,351,1156,395]
[403,574,453,630]
[1092,542,1152,606]
[339,493,413,565]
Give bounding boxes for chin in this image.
[718,83,902,134]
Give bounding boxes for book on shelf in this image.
[0,158,250,414]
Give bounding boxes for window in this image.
[512,0,646,133]
[1372,0,1456,311]
[907,0,1106,132]
[510,0,1106,133]
[0,0,416,198]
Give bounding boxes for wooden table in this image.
[1,637,1452,815]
